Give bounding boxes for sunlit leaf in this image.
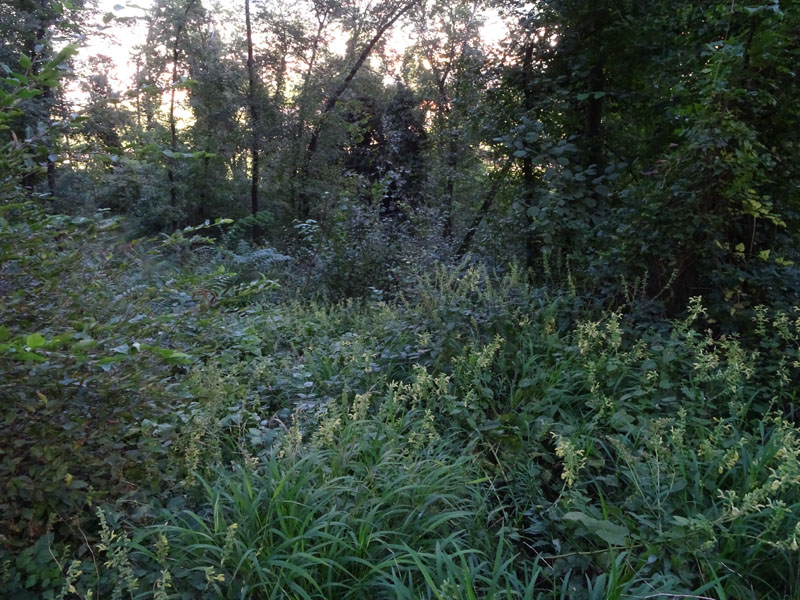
[26,333,46,349]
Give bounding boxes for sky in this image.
[84,0,153,85]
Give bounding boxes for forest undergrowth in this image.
[3,214,800,599]
[3,0,800,596]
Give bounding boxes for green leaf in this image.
[19,55,32,69]
[16,89,42,99]
[163,350,193,364]
[26,333,46,349]
[45,44,78,69]
[594,184,611,196]
[17,351,47,363]
[72,338,96,350]
[96,356,126,370]
[563,511,629,546]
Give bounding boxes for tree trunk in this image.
[40,0,55,196]
[168,42,179,231]
[456,156,513,259]
[166,0,198,231]
[135,56,142,132]
[24,0,57,196]
[273,33,288,105]
[428,0,478,240]
[245,0,261,240]
[435,74,456,240]
[442,132,457,240]
[290,14,328,206]
[585,60,604,173]
[196,136,212,224]
[521,40,537,269]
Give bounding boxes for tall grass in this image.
[129,417,536,599]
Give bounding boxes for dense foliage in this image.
[2,0,800,598]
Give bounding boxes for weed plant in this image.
[3,243,800,598]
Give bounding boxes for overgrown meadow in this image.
[3,206,800,599]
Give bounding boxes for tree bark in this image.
[40,0,55,197]
[135,56,142,132]
[424,0,478,240]
[290,12,328,205]
[433,69,457,240]
[442,130,458,240]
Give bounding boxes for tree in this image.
[138,0,205,230]
[409,0,483,238]
[245,0,261,239]
[182,5,243,223]
[1,0,88,197]
[378,82,427,218]
[490,0,800,311]
[80,55,129,155]
[297,0,420,219]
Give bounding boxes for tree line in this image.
[4,0,799,313]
